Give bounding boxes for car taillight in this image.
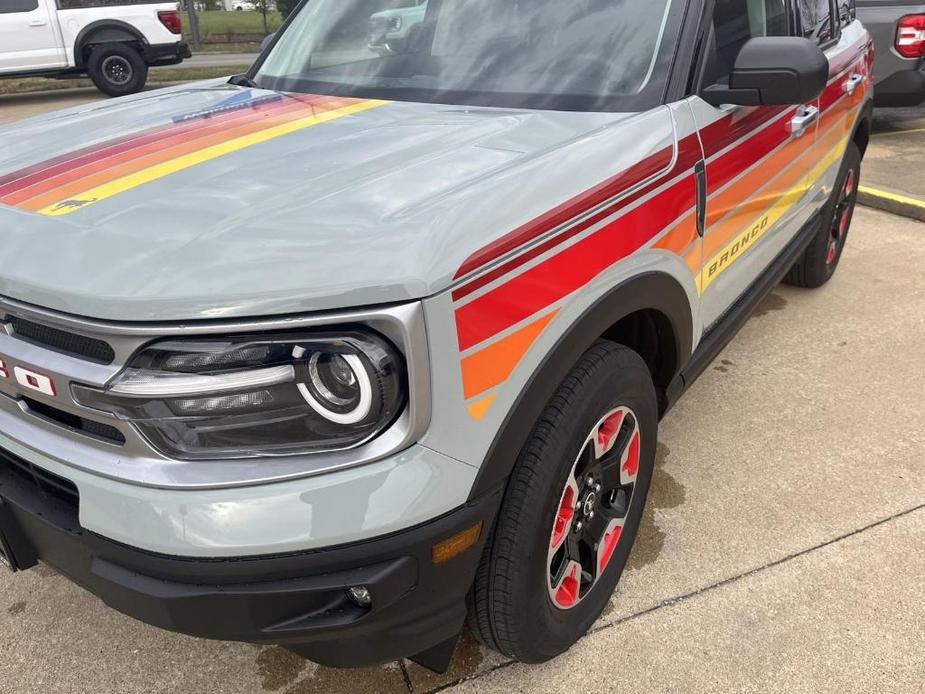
[158,10,182,35]
[896,15,925,58]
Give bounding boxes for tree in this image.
[277,0,300,20]
[252,0,273,34]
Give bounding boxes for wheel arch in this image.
[467,271,693,501]
[74,20,147,69]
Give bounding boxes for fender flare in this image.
[467,271,693,500]
[74,20,147,68]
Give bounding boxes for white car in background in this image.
[0,0,190,95]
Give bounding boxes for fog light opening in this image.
[346,585,372,608]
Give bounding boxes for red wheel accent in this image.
[838,209,850,237]
[622,431,640,479]
[597,521,622,574]
[547,406,641,610]
[554,562,581,608]
[843,169,855,198]
[596,410,624,455]
[551,485,576,550]
[826,241,837,265]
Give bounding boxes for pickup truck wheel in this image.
[466,341,657,663]
[784,141,861,289]
[87,43,148,97]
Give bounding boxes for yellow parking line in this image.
[871,127,925,138]
[858,185,925,210]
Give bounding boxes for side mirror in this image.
[702,37,829,107]
[261,33,276,52]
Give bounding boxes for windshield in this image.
[254,0,679,112]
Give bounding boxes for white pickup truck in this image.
[0,0,191,96]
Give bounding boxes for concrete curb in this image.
[857,185,925,223]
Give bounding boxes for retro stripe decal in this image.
[451,51,868,415]
[461,310,558,400]
[0,94,386,217]
[455,173,697,351]
[701,135,849,292]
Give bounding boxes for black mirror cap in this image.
[702,37,829,107]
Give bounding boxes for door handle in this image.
[790,106,819,138]
[28,19,48,27]
[843,74,864,96]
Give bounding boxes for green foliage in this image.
[277,0,300,20]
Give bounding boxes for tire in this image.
[87,43,148,97]
[467,341,658,663]
[784,141,861,289]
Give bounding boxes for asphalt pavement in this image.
[0,93,923,693]
[181,52,260,68]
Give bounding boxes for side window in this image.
[837,0,856,28]
[798,0,836,44]
[0,0,40,13]
[703,0,790,87]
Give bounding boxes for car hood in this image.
[0,81,646,321]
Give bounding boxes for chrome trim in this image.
[0,297,431,490]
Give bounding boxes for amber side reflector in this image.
[432,522,482,564]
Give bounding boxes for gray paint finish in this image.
[0,82,637,321]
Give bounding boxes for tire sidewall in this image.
[501,347,657,661]
[88,44,147,97]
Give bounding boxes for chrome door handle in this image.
[790,106,819,138]
[843,74,864,95]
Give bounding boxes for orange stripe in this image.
[702,110,851,260]
[461,310,558,399]
[3,96,343,207]
[16,96,358,211]
[653,211,698,254]
[704,99,852,230]
[467,394,497,421]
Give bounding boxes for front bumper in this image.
[0,445,502,667]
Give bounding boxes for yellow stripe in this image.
[699,137,849,293]
[39,99,388,217]
[857,185,925,210]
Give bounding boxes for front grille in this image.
[0,447,79,511]
[24,398,125,445]
[9,316,115,365]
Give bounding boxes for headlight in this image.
[72,330,406,460]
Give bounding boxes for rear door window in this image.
[798,0,837,44]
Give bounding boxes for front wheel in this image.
[784,141,861,288]
[467,341,657,663]
[87,43,148,97]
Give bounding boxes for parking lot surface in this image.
[0,92,923,693]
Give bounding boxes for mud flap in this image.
[409,632,460,673]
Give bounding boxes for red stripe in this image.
[0,93,329,196]
[452,137,702,301]
[455,175,696,351]
[453,145,674,280]
[705,108,795,194]
[699,106,788,159]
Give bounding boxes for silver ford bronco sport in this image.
[0,0,872,673]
